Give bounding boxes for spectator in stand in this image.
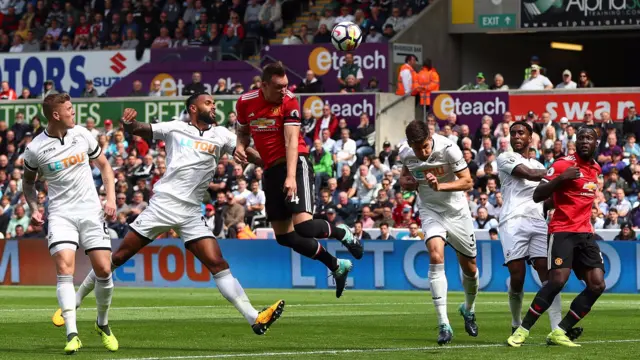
[80,79,98,97]
[474,206,498,229]
[371,189,393,219]
[18,88,35,99]
[0,81,17,100]
[307,11,319,33]
[349,164,377,205]
[614,223,636,240]
[604,208,624,229]
[335,6,355,24]
[129,80,146,96]
[461,72,489,91]
[152,27,172,48]
[244,0,261,33]
[315,188,334,220]
[490,74,509,90]
[365,25,384,43]
[223,191,245,238]
[183,72,206,96]
[337,53,364,89]
[0,34,9,52]
[603,148,627,175]
[376,222,395,240]
[383,7,405,32]
[9,34,23,53]
[313,23,331,44]
[258,0,282,41]
[244,179,265,227]
[319,8,335,30]
[333,128,357,178]
[314,105,338,140]
[337,164,353,193]
[7,205,29,238]
[22,31,40,52]
[170,28,188,47]
[213,78,231,95]
[335,191,357,226]
[577,70,595,88]
[520,64,553,90]
[220,27,240,58]
[360,205,375,229]
[353,113,375,161]
[149,80,166,97]
[612,188,632,218]
[297,24,313,44]
[555,69,577,89]
[310,139,333,191]
[281,27,300,45]
[340,75,360,93]
[396,206,414,228]
[296,70,324,93]
[353,221,372,240]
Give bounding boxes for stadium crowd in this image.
[0,0,429,60]
[0,99,639,242]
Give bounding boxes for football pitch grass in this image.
[1,287,639,360]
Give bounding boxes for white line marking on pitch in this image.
[111,339,640,360]
[0,300,636,313]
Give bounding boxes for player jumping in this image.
[497,122,583,339]
[25,94,118,354]
[53,93,284,336]
[234,62,363,298]
[399,120,479,345]
[508,126,606,347]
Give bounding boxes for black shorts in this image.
[263,156,315,222]
[548,232,605,279]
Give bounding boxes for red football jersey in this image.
[235,89,309,169]
[543,155,601,234]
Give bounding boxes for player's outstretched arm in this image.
[245,147,264,167]
[511,165,547,181]
[234,125,252,164]
[121,108,152,141]
[94,153,117,221]
[533,166,581,203]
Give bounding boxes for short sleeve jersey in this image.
[542,155,601,234]
[497,151,545,223]
[399,134,469,214]
[235,89,309,169]
[23,126,102,215]
[151,121,236,206]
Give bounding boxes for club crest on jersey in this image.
[47,153,86,171]
[270,106,281,116]
[555,257,563,266]
[179,138,216,154]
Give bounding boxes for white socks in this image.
[57,275,78,336]
[213,269,259,324]
[428,263,449,325]
[545,281,563,330]
[508,289,524,327]
[95,274,114,326]
[509,281,562,330]
[462,270,479,313]
[76,270,96,308]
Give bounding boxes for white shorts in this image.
[129,195,214,245]
[498,217,548,265]
[420,208,477,258]
[48,210,111,256]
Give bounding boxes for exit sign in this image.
[478,14,516,29]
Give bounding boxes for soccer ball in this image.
[331,22,363,51]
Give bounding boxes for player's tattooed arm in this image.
[511,165,547,181]
[233,124,252,164]
[23,168,39,214]
[245,147,264,167]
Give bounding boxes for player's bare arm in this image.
[120,108,152,140]
[532,166,581,203]
[399,165,418,191]
[234,124,251,164]
[283,124,300,198]
[245,147,264,167]
[511,165,547,181]
[430,168,473,192]
[23,168,44,226]
[94,153,117,222]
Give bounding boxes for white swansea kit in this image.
[399,134,476,257]
[130,121,236,245]
[497,151,547,264]
[23,127,109,255]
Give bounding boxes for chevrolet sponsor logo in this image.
[250,118,276,128]
[582,182,597,192]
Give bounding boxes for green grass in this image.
[1,287,639,359]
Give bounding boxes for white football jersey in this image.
[23,126,102,215]
[497,151,545,223]
[399,134,469,214]
[151,121,236,206]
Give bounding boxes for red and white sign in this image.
[510,92,640,122]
